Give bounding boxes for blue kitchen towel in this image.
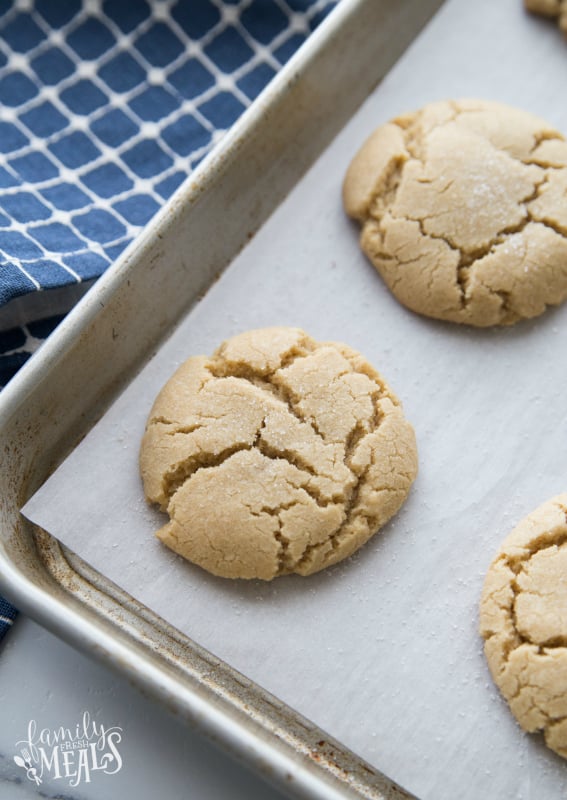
[0,0,337,640]
[0,0,336,311]
[0,594,17,639]
[0,311,64,386]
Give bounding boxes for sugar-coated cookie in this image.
[343,99,567,326]
[480,495,567,758]
[525,0,567,34]
[140,327,418,580]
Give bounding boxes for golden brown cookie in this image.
[140,327,417,580]
[480,495,567,758]
[343,99,567,326]
[525,0,567,34]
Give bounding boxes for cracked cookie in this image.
[480,495,567,758]
[525,0,567,35]
[140,327,418,580]
[343,99,567,326]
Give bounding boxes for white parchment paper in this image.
[23,0,567,797]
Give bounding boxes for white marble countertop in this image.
[0,615,289,800]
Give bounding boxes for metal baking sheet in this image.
[21,0,567,798]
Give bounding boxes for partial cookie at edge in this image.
[525,0,567,34]
[479,494,567,758]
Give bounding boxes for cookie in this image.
[525,0,567,34]
[343,99,567,326]
[140,327,417,580]
[479,495,567,758]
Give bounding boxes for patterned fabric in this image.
[0,312,63,385]
[0,594,17,639]
[0,0,335,309]
[0,0,337,640]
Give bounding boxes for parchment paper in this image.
[23,0,567,797]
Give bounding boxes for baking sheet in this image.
[23,0,567,797]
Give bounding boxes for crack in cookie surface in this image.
[139,328,418,580]
[479,495,567,758]
[344,99,567,326]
